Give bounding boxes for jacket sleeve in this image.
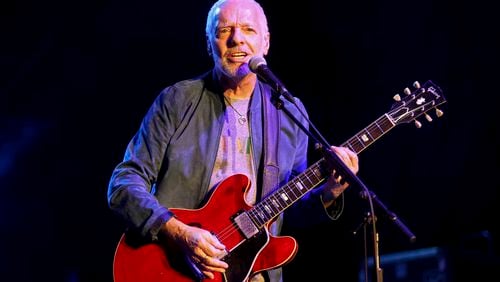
[282,98,345,228]
[107,87,178,241]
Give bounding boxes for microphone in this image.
[248,56,295,103]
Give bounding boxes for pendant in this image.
[238,116,247,124]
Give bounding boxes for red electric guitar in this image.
[113,80,446,282]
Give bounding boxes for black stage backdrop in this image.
[1,0,498,281]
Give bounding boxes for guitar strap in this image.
[261,83,280,199]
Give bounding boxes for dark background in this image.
[1,0,499,281]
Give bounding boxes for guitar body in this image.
[113,174,298,282]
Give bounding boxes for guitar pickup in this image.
[233,211,259,239]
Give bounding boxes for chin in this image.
[235,64,251,77]
[219,66,247,80]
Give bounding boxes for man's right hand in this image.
[161,217,229,279]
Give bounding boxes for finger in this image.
[206,235,226,252]
[334,147,359,172]
[331,170,340,182]
[344,147,358,162]
[206,254,229,269]
[206,233,225,248]
[197,251,229,269]
[345,149,358,164]
[331,147,349,164]
[203,262,227,274]
[202,270,214,279]
[204,235,228,261]
[196,257,227,278]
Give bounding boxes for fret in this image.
[343,114,395,154]
[249,209,265,226]
[257,209,266,223]
[295,180,305,191]
[311,168,323,182]
[287,183,300,200]
[360,129,375,143]
[262,204,273,218]
[351,135,367,152]
[263,201,276,215]
[265,196,276,210]
[256,204,269,221]
[366,120,385,140]
[312,167,322,179]
[383,113,396,127]
[373,119,384,133]
[273,193,287,208]
[270,197,282,210]
[301,173,314,188]
[268,196,280,214]
[279,191,290,202]
[346,143,355,152]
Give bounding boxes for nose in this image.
[230,27,244,46]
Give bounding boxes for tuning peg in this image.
[425,113,433,122]
[414,120,422,128]
[314,143,323,150]
[413,81,421,89]
[393,94,401,101]
[404,87,411,95]
[435,108,444,117]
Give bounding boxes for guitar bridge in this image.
[233,211,259,238]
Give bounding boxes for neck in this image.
[217,71,257,99]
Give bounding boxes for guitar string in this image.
[344,118,392,152]
[214,118,395,242]
[215,156,347,241]
[215,163,325,242]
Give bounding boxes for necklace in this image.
[224,96,248,125]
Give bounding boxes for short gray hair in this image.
[205,0,268,37]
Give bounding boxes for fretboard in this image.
[247,113,396,228]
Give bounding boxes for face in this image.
[206,0,270,80]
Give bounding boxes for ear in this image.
[206,36,213,57]
[263,32,270,56]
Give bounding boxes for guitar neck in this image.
[342,113,395,153]
[247,113,396,228]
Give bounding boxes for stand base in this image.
[358,247,449,282]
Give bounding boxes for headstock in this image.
[389,80,446,127]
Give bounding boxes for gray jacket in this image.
[107,69,341,253]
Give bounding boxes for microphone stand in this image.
[359,190,417,244]
[268,90,415,282]
[353,212,377,282]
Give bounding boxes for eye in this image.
[242,26,257,33]
[216,27,232,37]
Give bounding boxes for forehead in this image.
[215,1,264,28]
